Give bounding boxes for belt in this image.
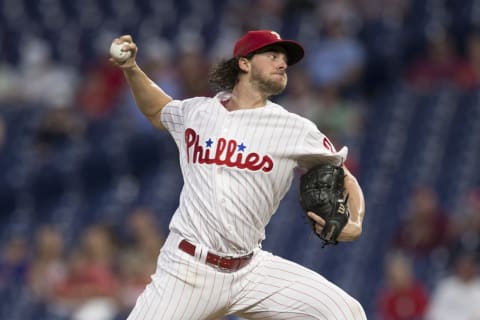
[178,239,253,272]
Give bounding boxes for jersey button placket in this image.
[215,173,230,231]
[222,113,230,134]
[214,115,229,228]
[216,114,228,201]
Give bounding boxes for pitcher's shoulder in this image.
[270,103,317,127]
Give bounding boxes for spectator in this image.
[406,31,471,92]
[306,1,365,92]
[0,236,29,290]
[16,36,79,108]
[457,32,480,90]
[310,85,364,158]
[139,36,182,99]
[426,252,480,320]
[27,226,67,304]
[449,188,480,258]
[52,224,119,320]
[355,0,410,95]
[176,43,212,98]
[0,235,30,319]
[115,207,165,316]
[0,62,19,103]
[247,0,286,31]
[34,108,86,156]
[376,251,429,320]
[115,250,152,317]
[277,68,318,116]
[125,207,165,271]
[76,56,125,119]
[393,185,451,258]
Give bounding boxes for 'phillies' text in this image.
[185,128,274,172]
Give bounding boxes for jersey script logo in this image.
[185,128,274,172]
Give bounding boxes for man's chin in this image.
[271,87,286,96]
[270,81,287,96]
[252,77,287,96]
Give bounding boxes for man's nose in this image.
[278,59,287,70]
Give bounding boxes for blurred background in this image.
[1,0,480,319]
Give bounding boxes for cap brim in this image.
[256,40,304,65]
[275,40,304,65]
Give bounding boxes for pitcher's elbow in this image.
[351,225,362,240]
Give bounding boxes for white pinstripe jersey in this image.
[160,91,348,256]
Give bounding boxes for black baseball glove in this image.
[299,164,350,247]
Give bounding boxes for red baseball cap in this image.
[233,30,304,65]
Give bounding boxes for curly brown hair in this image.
[208,57,242,92]
[208,52,256,92]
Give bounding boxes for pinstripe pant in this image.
[127,232,366,320]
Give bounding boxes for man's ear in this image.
[238,57,250,73]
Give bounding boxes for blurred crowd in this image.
[376,186,480,320]
[0,207,165,320]
[0,0,479,319]
[1,188,480,319]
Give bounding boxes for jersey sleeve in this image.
[161,99,186,145]
[296,122,348,169]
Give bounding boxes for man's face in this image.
[247,47,288,96]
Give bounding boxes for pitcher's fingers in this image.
[122,41,137,53]
[315,225,324,234]
[308,212,325,226]
[109,57,123,65]
[118,34,133,43]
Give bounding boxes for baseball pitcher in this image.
[110,30,366,319]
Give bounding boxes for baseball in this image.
[110,41,131,62]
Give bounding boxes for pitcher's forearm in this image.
[123,64,173,129]
[339,167,365,241]
[344,167,365,223]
